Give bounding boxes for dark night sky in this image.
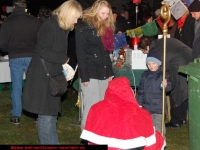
[0,0,126,17]
[0,0,163,18]
[0,0,129,8]
[0,0,66,7]
[0,0,77,16]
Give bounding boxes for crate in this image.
[125,48,147,70]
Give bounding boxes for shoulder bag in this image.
[40,58,68,97]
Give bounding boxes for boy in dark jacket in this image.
[137,51,172,136]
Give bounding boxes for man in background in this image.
[0,0,40,126]
[0,12,7,21]
[118,9,135,32]
[112,7,124,33]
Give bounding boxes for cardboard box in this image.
[126,48,147,70]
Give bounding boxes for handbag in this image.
[40,58,68,97]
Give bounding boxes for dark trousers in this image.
[170,98,188,124]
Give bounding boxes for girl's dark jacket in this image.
[75,21,114,83]
[137,68,173,114]
[22,16,69,115]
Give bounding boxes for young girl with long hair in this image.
[75,0,115,129]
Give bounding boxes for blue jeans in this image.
[9,57,32,117]
[38,115,59,144]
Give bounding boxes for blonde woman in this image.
[22,0,82,144]
[75,0,115,129]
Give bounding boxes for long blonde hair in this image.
[82,0,115,36]
[52,0,82,30]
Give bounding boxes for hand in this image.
[108,76,114,81]
[83,82,89,87]
[161,79,167,88]
[66,58,70,63]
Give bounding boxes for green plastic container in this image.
[179,58,200,150]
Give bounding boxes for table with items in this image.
[112,66,146,87]
[0,59,11,92]
[0,59,25,92]
[73,66,146,92]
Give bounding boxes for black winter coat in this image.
[137,68,172,114]
[192,22,200,60]
[75,21,114,83]
[22,16,69,115]
[175,14,195,49]
[150,38,192,106]
[114,21,124,34]
[0,7,40,59]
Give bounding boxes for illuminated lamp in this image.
[132,0,142,4]
[132,0,141,27]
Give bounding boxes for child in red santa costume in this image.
[80,77,166,150]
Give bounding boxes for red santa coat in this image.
[81,77,165,150]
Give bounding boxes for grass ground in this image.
[0,85,189,149]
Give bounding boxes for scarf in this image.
[101,28,114,52]
[177,15,187,29]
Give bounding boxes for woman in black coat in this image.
[138,37,192,128]
[22,0,82,144]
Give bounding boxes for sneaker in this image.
[34,118,38,124]
[165,122,180,129]
[180,120,186,126]
[9,116,20,126]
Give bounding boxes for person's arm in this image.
[37,21,68,64]
[192,35,200,60]
[137,74,145,106]
[0,23,8,52]
[75,24,90,83]
[164,71,173,92]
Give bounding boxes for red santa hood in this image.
[81,77,165,150]
[103,76,139,105]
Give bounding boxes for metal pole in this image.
[160,3,171,136]
[136,5,139,27]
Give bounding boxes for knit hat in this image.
[146,51,162,66]
[189,0,200,12]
